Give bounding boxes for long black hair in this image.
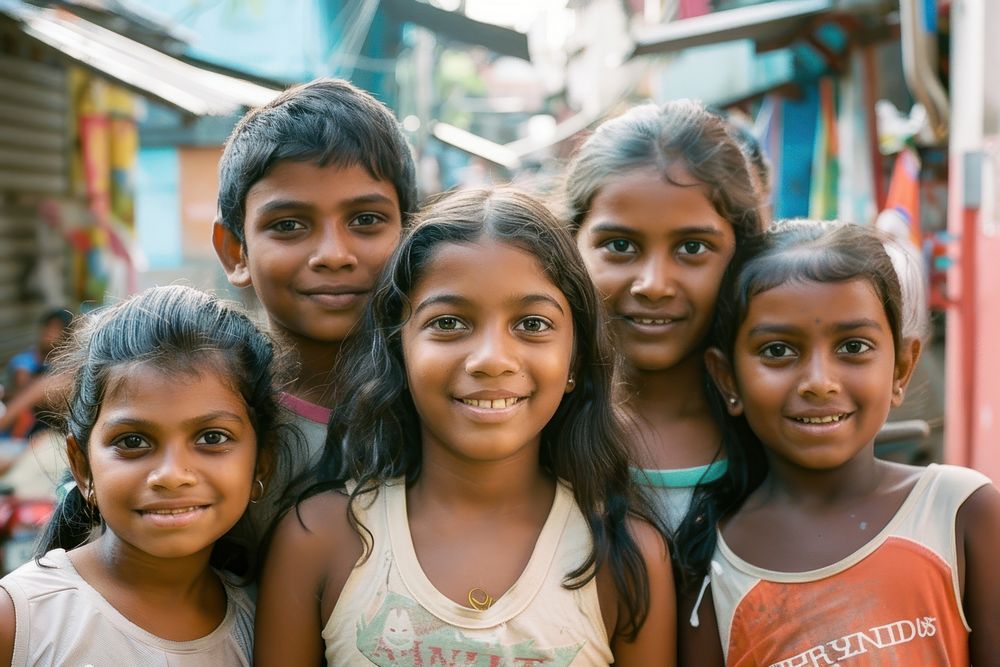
[311,188,664,640]
[563,99,765,592]
[38,285,284,578]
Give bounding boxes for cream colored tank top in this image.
[323,479,614,665]
[1,548,254,666]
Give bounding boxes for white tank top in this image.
[323,479,614,665]
[1,548,254,666]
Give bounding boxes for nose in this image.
[307,224,358,271]
[797,351,841,398]
[464,324,519,377]
[630,254,677,301]
[147,446,198,490]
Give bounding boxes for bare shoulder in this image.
[628,517,670,560]
[276,489,354,543]
[265,490,363,596]
[256,489,365,666]
[954,480,1000,664]
[957,481,1000,538]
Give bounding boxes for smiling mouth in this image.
[792,413,851,424]
[623,315,681,327]
[460,397,524,409]
[139,506,206,515]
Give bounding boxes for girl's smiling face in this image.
[575,168,735,373]
[721,278,914,471]
[401,239,575,466]
[73,362,259,561]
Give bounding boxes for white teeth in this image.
[794,414,847,424]
[145,507,200,515]
[461,397,521,409]
[633,317,672,325]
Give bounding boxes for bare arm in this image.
[0,373,67,433]
[254,492,361,667]
[610,519,677,667]
[677,583,725,667]
[0,587,15,666]
[958,483,1000,664]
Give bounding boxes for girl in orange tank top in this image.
[700,219,1000,665]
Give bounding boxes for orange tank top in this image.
[711,464,991,666]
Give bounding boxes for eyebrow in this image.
[413,293,566,316]
[254,193,396,216]
[101,410,248,430]
[746,318,885,337]
[587,222,726,237]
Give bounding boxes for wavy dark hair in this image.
[311,188,664,640]
[38,285,284,579]
[697,219,908,578]
[562,99,765,591]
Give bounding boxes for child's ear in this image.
[212,220,252,288]
[705,347,743,416]
[66,435,92,497]
[254,444,276,487]
[891,337,923,407]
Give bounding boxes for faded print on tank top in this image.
[356,591,583,666]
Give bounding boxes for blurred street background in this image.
[0,0,998,480]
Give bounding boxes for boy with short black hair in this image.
[213,78,417,510]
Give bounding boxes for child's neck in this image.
[413,448,555,515]
[624,352,721,469]
[69,535,226,640]
[80,535,217,598]
[762,449,888,506]
[627,352,708,418]
[286,336,341,407]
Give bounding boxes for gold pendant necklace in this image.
[467,587,494,611]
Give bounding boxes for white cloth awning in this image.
[0,0,280,116]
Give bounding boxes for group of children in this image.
[0,77,996,666]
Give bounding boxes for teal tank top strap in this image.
[631,459,728,488]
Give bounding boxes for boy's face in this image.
[215,161,402,349]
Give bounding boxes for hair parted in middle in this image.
[309,187,663,641]
[563,98,764,243]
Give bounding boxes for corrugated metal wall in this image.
[0,36,71,373]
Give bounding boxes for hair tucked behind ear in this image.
[36,285,285,578]
[303,188,666,640]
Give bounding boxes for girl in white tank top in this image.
[0,286,286,665]
[255,189,678,665]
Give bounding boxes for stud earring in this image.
[566,376,576,391]
[728,397,738,407]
